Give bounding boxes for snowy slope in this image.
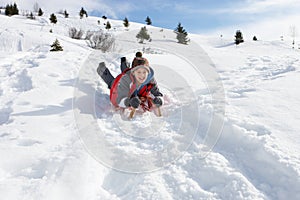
[0,13,300,200]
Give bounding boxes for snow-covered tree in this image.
[136,26,151,43]
[49,13,57,24]
[50,39,63,51]
[87,30,115,52]
[174,23,189,44]
[79,7,88,18]
[235,30,244,45]
[69,27,84,39]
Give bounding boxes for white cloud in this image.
[184,0,300,40]
[218,0,300,15]
[208,13,300,41]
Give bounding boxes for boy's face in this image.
[133,68,148,84]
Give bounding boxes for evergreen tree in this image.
[12,3,18,15]
[136,26,151,43]
[235,30,244,45]
[50,39,63,51]
[5,4,11,16]
[145,16,152,25]
[253,36,258,41]
[64,10,69,18]
[174,23,189,44]
[49,13,57,24]
[123,17,129,28]
[28,12,35,19]
[5,3,19,16]
[38,8,43,16]
[79,7,88,18]
[105,21,111,30]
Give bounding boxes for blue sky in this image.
[87,0,300,35]
[89,0,238,33]
[3,0,300,39]
[88,0,254,33]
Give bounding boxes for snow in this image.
[0,12,300,200]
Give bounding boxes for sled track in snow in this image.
[74,28,226,173]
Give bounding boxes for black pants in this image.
[98,59,129,89]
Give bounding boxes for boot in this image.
[97,62,107,76]
[97,62,114,89]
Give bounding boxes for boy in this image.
[97,56,163,109]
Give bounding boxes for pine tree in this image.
[49,13,57,24]
[253,36,258,41]
[105,21,111,30]
[12,3,18,15]
[136,26,151,43]
[145,16,152,25]
[174,23,189,44]
[28,12,35,20]
[38,8,43,16]
[5,3,19,16]
[64,10,69,18]
[123,17,129,28]
[50,39,63,51]
[79,7,88,18]
[5,4,11,16]
[235,30,244,45]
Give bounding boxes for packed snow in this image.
[0,12,299,200]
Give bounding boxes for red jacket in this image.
[110,67,159,107]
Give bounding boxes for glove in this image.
[124,97,141,108]
[151,89,163,97]
[129,97,141,108]
[153,97,162,107]
[124,98,130,107]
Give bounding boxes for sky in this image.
[1,0,300,40]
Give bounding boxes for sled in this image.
[128,106,161,119]
[128,96,162,119]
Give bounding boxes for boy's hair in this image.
[135,52,142,57]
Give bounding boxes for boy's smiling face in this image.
[133,68,149,84]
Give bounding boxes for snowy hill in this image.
[0,13,300,200]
